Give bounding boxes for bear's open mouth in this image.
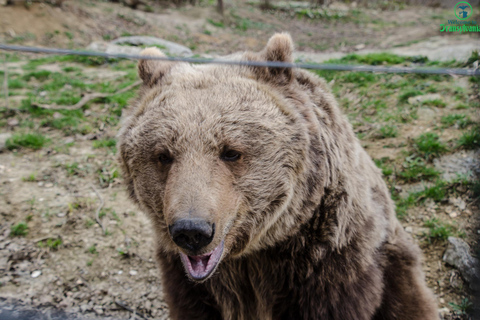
[179,241,224,281]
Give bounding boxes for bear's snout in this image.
[169,218,215,253]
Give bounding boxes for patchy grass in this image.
[449,298,473,316]
[457,127,480,150]
[421,99,446,108]
[22,173,37,182]
[413,132,447,159]
[11,222,28,237]
[87,245,98,255]
[38,238,63,250]
[424,218,462,242]
[440,114,471,128]
[378,125,398,139]
[6,133,48,150]
[398,89,423,103]
[93,138,117,152]
[339,52,408,65]
[399,156,439,182]
[374,157,394,176]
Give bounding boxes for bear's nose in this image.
[169,219,215,253]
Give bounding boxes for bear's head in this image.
[117,33,334,282]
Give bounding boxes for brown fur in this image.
[117,33,439,320]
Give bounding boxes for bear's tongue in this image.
[188,255,211,274]
[180,241,224,281]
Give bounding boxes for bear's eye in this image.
[159,153,173,165]
[221,149,241,162]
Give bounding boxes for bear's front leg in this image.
[373,233,439,320]
[157,253,222,320]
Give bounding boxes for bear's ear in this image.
[256,33,294,85]
[138,47,175,87]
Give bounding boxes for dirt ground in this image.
[0,0,479,319]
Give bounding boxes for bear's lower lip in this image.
[179,241,225,281]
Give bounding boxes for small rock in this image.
[145,299,152,310]
[80,304,89,313]
[76,278,83,285]
[7,118,19,127]
[57,212,66,217]
[44,183,54,188]
[37,181,44,187]
[448,211,458,218]
[443,237,479,289]
[39,91,47,97]
[405,226,413,233]
[31,270,42,278]
[407,93,442,105]
[118,270,123,275]
[354,43,365,50]
[64,137,75,144]
[0,133,12,152]
[111,36,193,56]
[93,306,104,315]
[129,270,138,276]
[53,112,63,119]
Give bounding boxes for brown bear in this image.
[117,33,439,320]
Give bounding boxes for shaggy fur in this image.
[117,33,439,320]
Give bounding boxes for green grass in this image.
[374,158,393,176]
[11,222,28,237]
[38,238,62,250]
[378,125,398,139]
[22,173,37,182]
[85,218,95,228]
[6,133,48,150]
[440,114,471,128]
[207,19,225,28]
[457,127,480,150]
[8,78,28,89]
[65,162,80,176]
[393,180,451,219]
[339,52,407,66]
[87,245,98,254]
[399,156,439,182]
[421,99,446,108]
[23,70,52,81]
[93,138,116,150]
[398,89,423,103]
[414,132,447,158]
[340,72,377,85]
[424,218,461,242]
[449,298,473,315]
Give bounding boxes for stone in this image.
[111,36,193,56]
[7,118,19,127]
[0,133,12,152]
[31,270,42,278]
[407,93,442,105]
[443,237,479,289]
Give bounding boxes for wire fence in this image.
[1,43,480,77]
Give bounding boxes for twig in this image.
[32,80,142,110]
[3,54,9,109]
[115,300,148,320]
[90,185,105,234]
